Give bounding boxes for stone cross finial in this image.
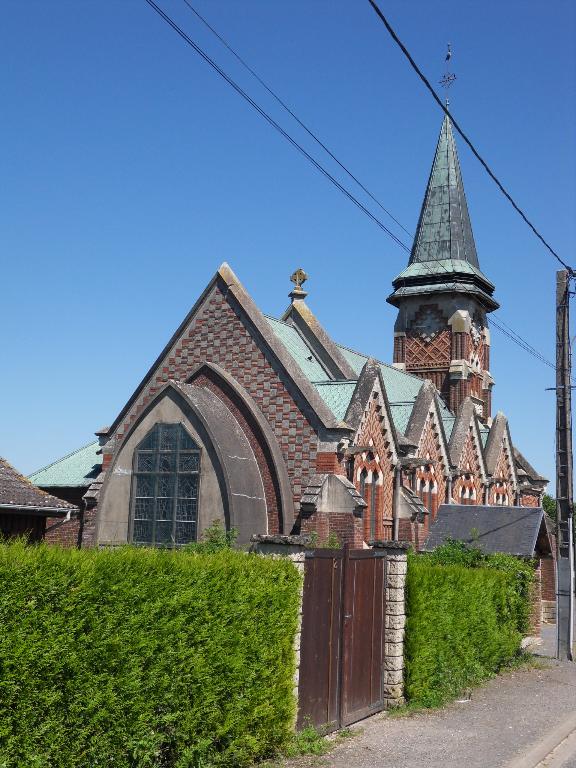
[289,268,308,301]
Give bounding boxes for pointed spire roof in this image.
[388,115,499,311]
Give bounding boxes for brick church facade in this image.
[29,115,548,555]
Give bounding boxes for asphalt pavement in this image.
[285,648,576,768]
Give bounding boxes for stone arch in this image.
[95,382,268,545]
[187,361,294,534]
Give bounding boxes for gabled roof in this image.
[387,115,498,312]
[448,398,488,480]
[29,441,101,488]
[424,504,548,558]
[106,264,348,437]
[281,299,356,380]
[1,458,76,512]
[485,412,517,489]
[403,381,451,472]
[514,447,548,484]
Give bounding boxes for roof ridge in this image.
[336,341,435,386]
[313,379,357,386]
[28,440,99,478]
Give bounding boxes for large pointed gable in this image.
[387,115,498,312]
[106,263,347,441]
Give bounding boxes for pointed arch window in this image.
[131,423,200,546]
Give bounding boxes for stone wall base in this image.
[542,600,556,625]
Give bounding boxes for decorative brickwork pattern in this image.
[405,329,451,371]
[107,284,318,519]
[452,425,485,504]
[353,390,396,541]
[415,412,448,530]
[488,438,516,505]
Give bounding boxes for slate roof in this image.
[0,458,76,511]
[29,442,102,488]
[424,504,546,557]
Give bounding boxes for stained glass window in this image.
[131,423,200,546]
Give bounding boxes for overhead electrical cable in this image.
[142,0,409,251]
[142,0,557,373]
[180,0,411,238]
[365,0,573,274]
[177,0,555,371]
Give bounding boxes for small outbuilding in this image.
[0,457,78,542]
[424,503,555,629]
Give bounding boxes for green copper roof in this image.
[411,115,478,267]
[393,259,494,288]
[29,441,101,488]
[313,381,357,422]
[265,316,329,381]
[479,425,490,447]
[388,115,498,311]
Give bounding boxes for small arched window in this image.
[131,423,200,546]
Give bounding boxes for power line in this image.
[177,0,556,372]
[180,0,412,238]
[142,0,556,373]
[365,0,573,274]
[143,0,410,252]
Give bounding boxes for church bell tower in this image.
[387,115,499,422]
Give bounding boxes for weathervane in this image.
[439,43,456,108]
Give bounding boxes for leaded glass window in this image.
[131,423,200,546]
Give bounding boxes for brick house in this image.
[29,115,549,573]
[0,457,77,542]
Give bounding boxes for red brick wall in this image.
[520,492,540,508]
[541,556,556,602]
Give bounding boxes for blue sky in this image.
[2,0,575,487]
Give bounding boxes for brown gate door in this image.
[297,550,343,732]
[340,549,386,726]
[298,547,387,732]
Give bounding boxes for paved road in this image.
[286,659,576,768]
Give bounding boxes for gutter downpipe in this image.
[392,465,401,541]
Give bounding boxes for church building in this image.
[29,115,548,556]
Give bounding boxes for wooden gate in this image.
[297,546,387,732]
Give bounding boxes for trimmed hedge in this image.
[405,545,534,707]
[0,542,301,767]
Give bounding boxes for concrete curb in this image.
[502,709,576,768]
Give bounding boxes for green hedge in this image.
[0,542,301,767]
[405,544,534,708]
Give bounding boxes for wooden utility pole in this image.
[555,270,574,661]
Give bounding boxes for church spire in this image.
[388,113,498,312]
[411,114,478,267]
[388,112,499,423]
